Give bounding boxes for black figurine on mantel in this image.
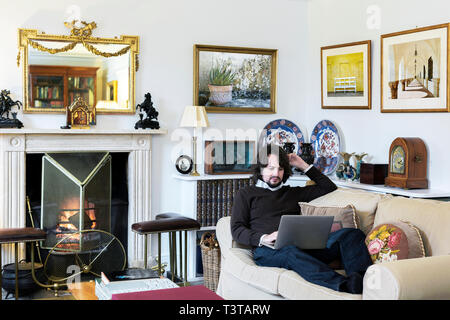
[134,92,160,130]
[0,90,23,128]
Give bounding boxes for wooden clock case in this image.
[385,137,428,189]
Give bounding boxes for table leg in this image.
[144,234,148,269]
[14,243,19,300]
[0,244,2,301]
[184,231,188,286]
[158,233,162,276]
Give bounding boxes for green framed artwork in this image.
[194,44,277,114]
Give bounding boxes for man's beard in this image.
[266,176,282,188]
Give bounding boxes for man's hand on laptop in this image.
[262,231,278,244]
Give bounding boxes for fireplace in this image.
[0,129,165,269]
[40,152,112,252]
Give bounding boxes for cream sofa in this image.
[215,188,450,300]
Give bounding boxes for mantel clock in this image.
[385,137,428,189]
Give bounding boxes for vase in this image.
[354,153,368,181]
[283,142,296,154]
[208,85,232,105]
[300,143,314,165]
[338,152,357,180]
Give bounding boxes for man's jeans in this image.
[253,228,372,292]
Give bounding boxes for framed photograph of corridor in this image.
[381,23,450,113]
[321,40,371,109]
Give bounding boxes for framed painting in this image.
[381,23,449,113]
[204,140,256,174]
[193,44,277,114]
[321,40,371,109]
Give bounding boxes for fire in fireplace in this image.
[40,152,112,252]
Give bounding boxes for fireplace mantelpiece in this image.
[0,128,166,266]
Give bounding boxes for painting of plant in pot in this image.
[194,45,277,113]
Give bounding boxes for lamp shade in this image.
[179,106,209,128]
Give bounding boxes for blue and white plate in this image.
[310,120,341,175]
[262,119,305,155]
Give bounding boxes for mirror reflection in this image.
[28,41,130,112]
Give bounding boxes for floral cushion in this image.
[365,221,425,264]
[298,202,359,233]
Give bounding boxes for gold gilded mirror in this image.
[18,21,139,114]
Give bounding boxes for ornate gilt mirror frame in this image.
[18,21,139,114]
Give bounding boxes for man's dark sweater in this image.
[231,166,337,247]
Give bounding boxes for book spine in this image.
[201,180,207,227]
[217,180,223,222]
[226,179,233,217]
[211,180,218,226]
[206,180,212,226]
[196,181,203,226]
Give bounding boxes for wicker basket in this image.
[200,232,221,292]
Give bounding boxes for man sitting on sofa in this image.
[230,144,372,294]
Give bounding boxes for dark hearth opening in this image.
[25,152,129,277]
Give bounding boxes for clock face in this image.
[175,155,193,174]
[391,145,405,174]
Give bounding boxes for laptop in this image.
[261,215,334,250]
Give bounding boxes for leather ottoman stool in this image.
[131,213,200,285]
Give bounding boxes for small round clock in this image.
[385,137,428,189]
[175,155,193,174]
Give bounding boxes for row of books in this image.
[34,100,63,108]
[196,178,253,227]
[69,76,94,90]
[35,86,62,100]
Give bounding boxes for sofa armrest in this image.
[363,255,450,300]
[216,217,233,257]
[216,217,252,257]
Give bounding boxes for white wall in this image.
[1,0,449,210]
[0,0,308,264]
[306,0,450,189]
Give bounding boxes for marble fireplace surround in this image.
[0,128,166,266]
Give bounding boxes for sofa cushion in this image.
[365,221,425,264]
[224,248,286,295]
[308,188,391,234]
[299,202,358,232]
[278,270,361,300]
[374,196,450,256]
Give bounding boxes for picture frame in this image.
[193,44,277,114]
[321,40,371,109]
[204,140,256,174]
[381,23,449,113]
[106,80,118,102]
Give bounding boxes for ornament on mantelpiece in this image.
[0,89,24,128]
[61,97,96,129]
[135,92,160,130]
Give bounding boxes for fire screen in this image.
[41,152,111,252]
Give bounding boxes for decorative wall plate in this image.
[175,155,193,174]
[261,119,305,155]
[310,120,341,175]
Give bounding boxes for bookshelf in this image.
[29,65,98,110]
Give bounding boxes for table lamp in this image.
[179,106,209,176]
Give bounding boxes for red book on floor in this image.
[111,285,223,300]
